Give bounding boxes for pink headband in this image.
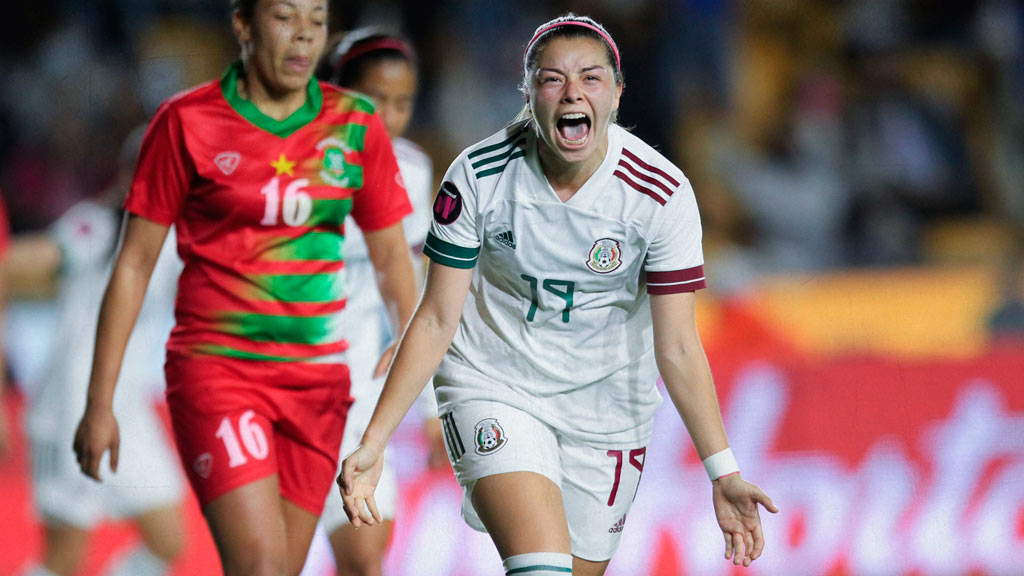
[523,20,620,73]
[337,37,415,69]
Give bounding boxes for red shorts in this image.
[164,351,352,515]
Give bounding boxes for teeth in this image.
[563,135,587,145]
[561,112,586,120]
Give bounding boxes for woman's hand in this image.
[339,441,386,527]
[73,405,120,481]
[712,473,778,567]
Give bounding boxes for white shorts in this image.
[30,406,183,529]
[441,400,648,562]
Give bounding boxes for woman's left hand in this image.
[712,473,779,567]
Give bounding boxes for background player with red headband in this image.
[71,1,419,574]
[315,28,441,576]
[340,13,777,576]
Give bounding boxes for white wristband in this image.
[702,448,740,481]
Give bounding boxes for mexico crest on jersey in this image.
[587,238,622,273]
[474,418,507,455]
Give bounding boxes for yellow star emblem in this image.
[270,153,295,176]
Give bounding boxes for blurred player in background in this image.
[341,13,777,576]
[71,0,419,574]
[316,28,441,576]
[10,127,185,576]
[0,193,11,462]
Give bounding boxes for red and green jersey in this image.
[125,62,411,363]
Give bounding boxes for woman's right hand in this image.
[72,405,120,481]
[339,441,385,527]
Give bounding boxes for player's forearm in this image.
[657,345,730,460]
[84,260,150,411]
[362,304,457,448]
[4,234,60,299]
[375,248,418,334]
[367,225,419,333]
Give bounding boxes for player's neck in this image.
[539,138,608,202]
[237,73,308,122]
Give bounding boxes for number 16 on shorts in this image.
[188,409,274,485]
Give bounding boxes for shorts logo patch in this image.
[214,151,240,175]
[586,238,622,274]
[194,453,213,479]
[433,181,463,225]
[474,418,507,455]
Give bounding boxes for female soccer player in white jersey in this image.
[341,14,778,576]
[13,127,186,576]
[315,29,440,576]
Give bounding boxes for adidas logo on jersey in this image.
[608,514,627,533]
[493,230,516,249]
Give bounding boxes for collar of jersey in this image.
[220,61,322,138]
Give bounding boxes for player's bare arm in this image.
[4,233,62,298]
[340,261,471,524]
[650,291,778,567]
[363,222,419,377]
[73,214,169,481]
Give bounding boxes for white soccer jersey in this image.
[26,200,182,442]
[340,137,434,432]
[425,121,706,447]
[318,137,435,529]
[342,137,432,264]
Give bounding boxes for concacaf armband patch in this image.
[433,181,463,225]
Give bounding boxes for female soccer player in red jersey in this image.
[72,1,419,575]
[316,29,441,576]
[340,14,777,576]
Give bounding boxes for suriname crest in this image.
[317,136,353,187]
[474,418,508,455]
[586,238,622,273]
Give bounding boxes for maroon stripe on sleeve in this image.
[614,170,667,206]
[646,266,706,293]
[621,148,680,187]
[617,158,675,198]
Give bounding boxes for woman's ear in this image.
[232,10,252,58]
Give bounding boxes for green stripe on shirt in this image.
[266,232,345,262]
[467,131,524,159]
[423,233,478,269]
[309,198,353,228]
[246,273,344,303]
[217,312,341,345]
[470,138,526,169]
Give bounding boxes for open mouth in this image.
[557,112,591,146]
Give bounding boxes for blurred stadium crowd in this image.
[1,0,1022,297]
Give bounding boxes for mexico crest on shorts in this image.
[474,418,507,455]
[586,238,622,273]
